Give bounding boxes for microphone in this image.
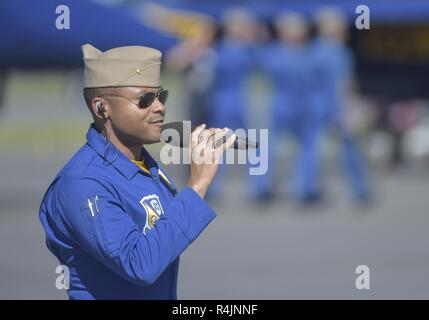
[161,121,259,150]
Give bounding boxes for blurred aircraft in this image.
[0,0,211,107]
[3,0,429,69]
[1,0,429,107]
[0,0,178,69]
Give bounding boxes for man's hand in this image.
[187,124,236,199]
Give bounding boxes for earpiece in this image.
[96,101,106,115]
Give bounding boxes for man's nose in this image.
[150,97,166,113]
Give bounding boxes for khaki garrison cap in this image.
[81,43,162,88]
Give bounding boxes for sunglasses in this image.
[100,88,168,109]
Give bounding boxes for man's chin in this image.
[142,134,161,145]
[143,139,160,145]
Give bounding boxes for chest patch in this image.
[140,194,165,234]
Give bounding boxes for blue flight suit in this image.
[256,42,319,200]
[210,40,254,130]
[310,38,371,201]
[208,40,255,197]
[39,124,216,300]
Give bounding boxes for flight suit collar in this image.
[86,123,158,180]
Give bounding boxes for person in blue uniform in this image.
[208,8,259,198]
[39,43,236,300]
[310,8,372,202]
[166,18,218,128]
[256,12,317,202]
[211,8,256,130]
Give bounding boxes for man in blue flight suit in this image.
[209,8,259,198]
[310,8,372,202]
[39,43,235,299]
[256,12,317,202]
[211,8,256,131]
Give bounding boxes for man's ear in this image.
[92,98,108,120]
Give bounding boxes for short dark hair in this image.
[83,87,114,110]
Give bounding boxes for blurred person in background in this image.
[211,7,258,129]
[402,104,429,165]
[255,12,316,203]
[388,100,420,167]
[309,7,372,203]
[208,7,260,198]
[165,18,218,126]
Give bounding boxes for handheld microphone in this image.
[161,121,259,150]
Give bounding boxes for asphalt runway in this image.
[0,72,428,299]
[1,148,428,299]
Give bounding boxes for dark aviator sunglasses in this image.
[100,88,168,109]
